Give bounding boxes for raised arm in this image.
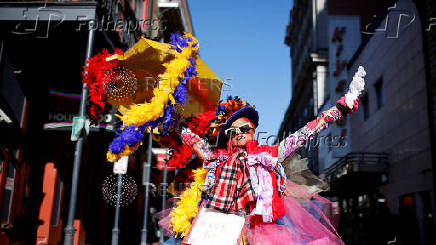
[278,106,344,162]
[180,127,213,162]
[278,66,366,163]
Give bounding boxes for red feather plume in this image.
[82,49,123,120]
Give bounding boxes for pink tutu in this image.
[245,180,343,245]
[158,181,344,245]
[157,198,180,237]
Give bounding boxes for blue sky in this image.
[188,0,294,145]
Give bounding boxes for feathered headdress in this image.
[207,96,258,140]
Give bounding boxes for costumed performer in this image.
[160,66,366,245]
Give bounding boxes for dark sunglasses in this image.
[224,123,254,137]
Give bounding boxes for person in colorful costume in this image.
[158,66,366,244]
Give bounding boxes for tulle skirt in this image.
[244,181,343,245]
[158,180,344,245]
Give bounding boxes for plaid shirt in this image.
[205,150,255,213]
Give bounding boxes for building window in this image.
[342,199,348,213]
[374,77,384,109]
[361,92,369,120]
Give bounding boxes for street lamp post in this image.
[140,133,153,245]
[111,174,123,245]
[63,20,95,245]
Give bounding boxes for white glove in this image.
[345,66,366,109]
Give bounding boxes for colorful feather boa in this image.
[107,33,198,162]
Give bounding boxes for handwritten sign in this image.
[184,208,245,245]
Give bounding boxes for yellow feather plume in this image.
[169,167,207,237]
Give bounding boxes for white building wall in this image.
[318,15,361,172]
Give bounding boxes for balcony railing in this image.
[322,152,389,182]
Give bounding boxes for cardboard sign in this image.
[113,156,128,174]
[183,207,245,245]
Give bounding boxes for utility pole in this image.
[63,20,95,245]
